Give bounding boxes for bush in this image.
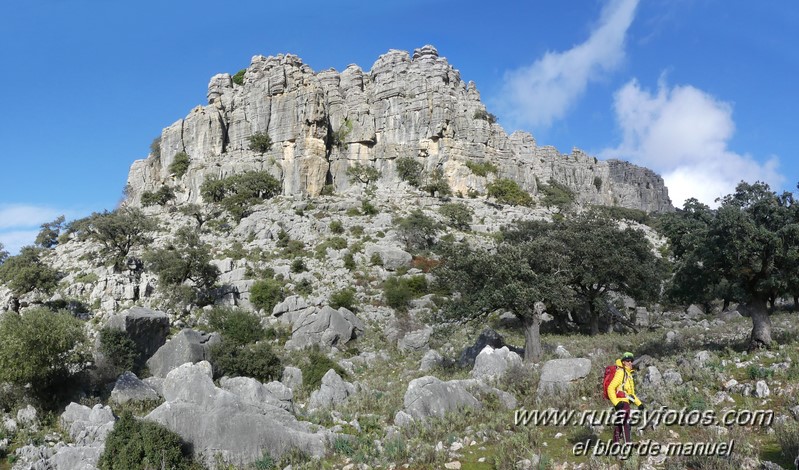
[0,308,89,400]
[394,209,440,251]
[210,340,282,382]
[35,215,65,248]
[330,119,352,148]
[73,208,158,271]
[99,327,139,374]
[205,307,265,345]
[232,68,246,85]
[538,179,575,210]
[361,199,379,216]
[329,220,344,234]
[473,109,497,124]
[168,151,190,178]
[200,171,281,220]
[343,252,356,270]
[291,258,307,273]
[593,176,603,191]
[396,157,424,187]
[329,287,356,310]
[150,136,161,158]
[346,163,381,186]
[383,275,428,312]
[248,131,273,153]
[775,421,799,463]
[319,184,335,196]
[464,161,498,177]
[439,202,473,230]
[98,411,199,470]
[486,178,533,206]
[301,348,347,391]
[0,247,60,296]
[421,168,451,197]
[250,278,285,314]
[140,186,176,207]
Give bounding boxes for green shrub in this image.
[249,278,285,315]
[248,131,273,153]
[294,278,314,296]
[361,199,379,215]
[150,136,161,158]
[232,68,246,85]
[316,237,348,257]
[99,327,139,373]
[0,308,89,401]
[594,205,650,224]
[421,168,451,197]
[140,186,175,206]
[329,220,344,234]
[98,411,199,470]
[291,257,307,273]
[593,176,603,191]
[439,202,473,230]
[200,171,281,220]
[0,247,60,296]
[205,307,265,345]
[775,421,799,463]
[329,287,356,310]
[330,119,353,148]
[210,340,282,382]
[383,275,428,312]
[464,160,498,177]
[168,151,190,177]
[394,209,440,251]
[319,184,335,196]
[301,348,347,391]
[71,208,158,272]
[370,253,383,266]
[35,215,65,248]
[349,225,364,237]
[538,178,575,210]
[473,109,497,124]
[346,163,381,186]
[343,252,356,271]
[396,157,424,187]
[486,178,533,206]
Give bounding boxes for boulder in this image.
[285,306,364,350]
[420,349,444,371]
[146,329,221,378]
[471,346,522,381]
[104,307,170,365]
[398,327,432,353]
[754,380,770,398]
[146,362,332,467]
[281,366,303,392]
[401,376,481,421]
[537,358,592,394]
[308,369,356,410]
[364,244,412,271]
[110,372,160,405]
[641,366,662,387]
[220,376,295,413]
[662,369,684,386]
[458,328,522,368]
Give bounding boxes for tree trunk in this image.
[744,297,772,350]
[793,295,798,312]
[589,301,599,336]
[523,314,542,363]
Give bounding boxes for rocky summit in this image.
[127,45,672,212]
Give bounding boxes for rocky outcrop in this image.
[284,306,365,350]
[146,328,221,378]
[102,307,170,367]
[537,358,592,394]
[126,46,672,213]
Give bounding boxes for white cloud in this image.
[0,230,40,256]
[601,79,784,207]
[495,0,639,129]
[0,204,63,230]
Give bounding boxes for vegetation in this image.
[0,307,89,402]
[346,163,381,186]
[248,131,273,153]
[472,109,497,124]
[299,348,347,392]
[98,327,139,375]
[0,246,60,296]
[329,219,344,234]
[140,185,176,207]
[250,278,285,314]
[538,178,576,210]
[149,136,161,158]
[393,209,440,252]
[383,275,428,312]
[395,157,424,187]
[70,208,158,271]
[211,340,283,382]
[200,171,281,221]
[464,160,498,177]
[168,151,190,177]
[99,411,200,470]
[421,167,451,197]
[486,178,533,206]
[232,68,246,85]
[330,119,353,148]
[0,242,7,265]
[438,202,473,230]
[329,287,357,310]
[35,215,65,248]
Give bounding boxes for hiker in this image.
[607,351,644,444]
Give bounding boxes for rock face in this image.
[103,307,170,366]
[146,328,221,378]
[126,45,672,213]
[145,361,331,467]
[308,369,356,411]
[284,306,365,350]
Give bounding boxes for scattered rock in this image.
[146,329,221,378]
[554,345,572,358]
[537,358,592,394]
[420,349,444,371]
[285,306,364,350]
[308,369,356,410]
[754,380,770,398]
[364,244,412,271]
[110,371,160,405]
[281,366,303,392]
[641,366,662,387]
[398,326,432,353]
[471,346,523,381]
[662,369,683,386]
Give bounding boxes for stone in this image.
[754,380,770,398]
[146,328,221,378]
[685,304,704,320]
[282,366,303,392]
[16,405,38,429]
[662,369,683,386]
[458,328,518,368]
[420,349,444,371]
[103,307,170,366]
[308,369,356,410]
[471,346,523,381]
[694,350,712,366]
[364,244,413,271]
[554,345,572,358]
[110,371,160,405]
[537,358,592,394]
[220,376,295,413]
[285,306,364,350]
[402,376,481,421]
[398,326,432,352]
[641,366,662,387]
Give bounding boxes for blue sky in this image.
[1,0,797,254]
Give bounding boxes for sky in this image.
[1,0,797,254]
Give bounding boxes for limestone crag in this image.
[126,45,672,212]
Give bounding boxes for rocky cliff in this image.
[126,45,673,213]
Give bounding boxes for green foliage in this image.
[73,208,158,271]
[329,219,344,234]
[99,327,139,374]
[98,411,199,470]
[464,160,498,177]
[346,163,381,186]
[361,199,379,215]
[300,348,347,391]
[421,167,451,197]
[294,278,314,296]
[205,307,265,345]
[35,215,65,248]
[486,178,533,206]
[0,242,7,265]
[774,421,799,463]
[316,237,348,257]
[594,205,650,224]
[396,157,424,187]
[232,68,246,85]
[149,136,161,158]
[250,278,285,314]
[538,179,575,210]
[370,252,383,266]
[0,308,89,399]
[438,202,473,230]
[248,131,273,153]
[140,186,176,207]
[144,227,219,306]
[593,175,603,191]
[210,340,283,382]
[319,184,335,196]
[0,246,60,296]
[329,287,357,310]
[330,118,353,148]
[472,109,497,124]
[343,252,356,270]
[168,151,190,177]
[393,209,440,251]
[383,275,428,312]
[291,257,307,273]
[200,171,281,221]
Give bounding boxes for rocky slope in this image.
[126,45,673,213]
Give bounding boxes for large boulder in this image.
[145,362,332,467]
[400,376,481,421]
[398,327,432,353]
[471,346,523,381]
[364,244,412,271]
[458,328,523,367]
[110,372,160,405]
[308,369,356,411]
[219,376,295,413]
[146,329,221,378]
[103,307,170,366]
[537,358,592,394]
[284,306,364,350]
